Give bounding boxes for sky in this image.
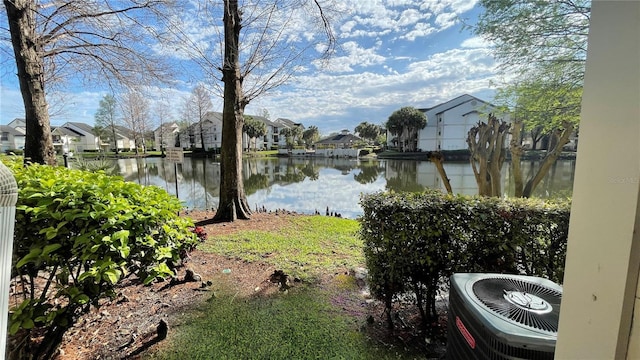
[0,0,504,137]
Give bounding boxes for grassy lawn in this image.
[149,216,423,359]
[199,216,364,281]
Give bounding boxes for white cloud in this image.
[312,41,386,73]
[1,0,500,137]
[461,36,493,48]
[401,22,436,41]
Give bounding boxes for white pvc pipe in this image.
[0,161,18,359]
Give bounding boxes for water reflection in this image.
[117,157,575,218]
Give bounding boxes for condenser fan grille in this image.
[472,277,562,332]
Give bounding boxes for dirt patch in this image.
[52,211,445,359]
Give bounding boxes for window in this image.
[1,132,9,141]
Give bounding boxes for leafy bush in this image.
[359,190,570,328]
[3,158,198,359]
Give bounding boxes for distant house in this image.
[154,122,180,150]
[242,116,280,150]
[415,94,508,152]
[179,112,301,151]
[179,112,223,150]
[0,124,25,152]
[58,122,102,152]
[59,122,135,152]
[245,116,300,150]
[7,118,26,133]
[315,130,362,149]
[51,126,84,154]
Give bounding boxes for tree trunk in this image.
[199,121,206,151]
[467,114,510,197]
[212,0,251,222]
[428,151,453,194]
[510,119,525,197]
[111,126,119,155]
[522,121,574,197]
[4,0,56,165]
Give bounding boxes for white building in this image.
[181,112,299,151]
[154,122,180,150]
[0,124,25,152]
[178,112,223,150]
[416,94,508,152]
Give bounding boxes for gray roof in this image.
[67,121,96,134]
[316,133,361,145]
[274,118,301,128]
[421,94,494,115]
[0,125,25,136]
[52,126,83,137]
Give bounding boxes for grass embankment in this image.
[150,216,415,360]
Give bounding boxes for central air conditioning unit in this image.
[447,273,562,360]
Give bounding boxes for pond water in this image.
[117,156,576,219]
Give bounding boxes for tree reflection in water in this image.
[116,156,575,217]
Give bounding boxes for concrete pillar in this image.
[0,161,18,358]
[555,1,640,359]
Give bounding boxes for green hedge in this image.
[359,190,570,328]
[3,158,199,358]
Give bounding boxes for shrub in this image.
[359,190,570,328]
[3,158,198,359]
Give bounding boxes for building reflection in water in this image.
[117,157,575,218]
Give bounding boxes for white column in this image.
[0,161,18,358]
[555,1,640,359]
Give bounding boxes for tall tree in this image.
[153,96,174,155]
[174,0,335,222]
[386,107,427,152]
[119,89,150,155]
[472,0,587,197]
[495,66,583,150]
[243,116,267,151]
[280,125,303,150]
[94,94,120,155]
[3,0,172,165]
[302,125,320,148]
[355,121,382,144]
[474,0,590,82]
[184,84,214,151]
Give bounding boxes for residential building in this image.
[245,116,293,150]
[154,122,180,150]
[60,122,135,152]
[59,122,103,152]
[315,130,362,149]
[178,112,223,150]
[51,126,83,154]
[6,118,26,133]
[0,125,25,152]
[416,94,508,152]
[179,112,300,151]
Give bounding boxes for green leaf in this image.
[103,269,119,285]
[9,321,20,335]
[42,243,62,257]
[16,248,42,268]
[22,318,35,330]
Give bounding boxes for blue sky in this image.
[0,0,503,136]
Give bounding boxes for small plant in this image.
[71,155,119,175]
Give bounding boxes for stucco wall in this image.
[555,1,640,358]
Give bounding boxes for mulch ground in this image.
[51,211,446,359]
